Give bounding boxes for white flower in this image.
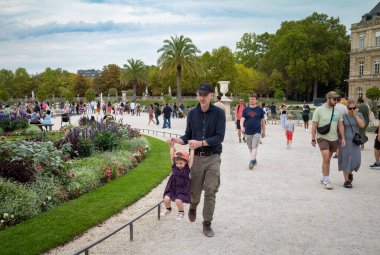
[3,213,8,218]
[47,196,51,201]
[0,220,4,223]
[11,215,14,218]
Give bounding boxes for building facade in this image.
[77,69,101,77]
[349,2,380,101]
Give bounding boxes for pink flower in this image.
[36,165,43,171]
[69,172,77,179]
[0,136,6,140]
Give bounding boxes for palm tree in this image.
[157,35,201,102]
[120,59,148,102]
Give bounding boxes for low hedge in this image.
[0,135,170,255]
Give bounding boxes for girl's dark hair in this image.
[46,110,51,114]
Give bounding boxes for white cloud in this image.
[0,0,379,73]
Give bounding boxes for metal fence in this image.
[73,200,163,255]
[135,128,182,138]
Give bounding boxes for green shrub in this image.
[119,137,149,151]
[22,125,41,136]
[0,178,40,226]
[78,138,95,157]
[29,176,64,211]
[95,131,119,151]
[0,119,29,132]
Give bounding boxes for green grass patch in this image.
[0,136,170,255]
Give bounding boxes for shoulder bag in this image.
[317,107,334,135]
[345,114,362,145]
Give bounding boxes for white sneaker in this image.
[161,208,172,216]
[323,181,333,190]
[176,212,184,220]
[320,178,324,184]
[305,129,308,131]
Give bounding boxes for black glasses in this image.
[348,107,356,110]
[329,98,337,101]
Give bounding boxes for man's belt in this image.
[195,151,219,157]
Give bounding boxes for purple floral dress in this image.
[163,163,191,203]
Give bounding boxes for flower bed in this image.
[0,118,149,230]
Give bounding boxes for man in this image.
[214,95,225,112]
[130,101,136,116]
[311,91,346,189]
[162,101,172,129]
[241,94,266,169]
[169,82,226,237]
[269,102,277,124]
[370,122,380,169]
[357,97,369,150]
[302,100,310,131]
[333,95,347,158]
[234,98,246,143]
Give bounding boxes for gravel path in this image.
[46,113,380,255]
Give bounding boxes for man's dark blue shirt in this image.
[162,105,172,118]
[180,103,226,154]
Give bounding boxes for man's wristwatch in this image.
[312,139,316,142]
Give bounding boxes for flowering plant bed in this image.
[0,120,149,231]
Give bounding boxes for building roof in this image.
[361,2,380,22]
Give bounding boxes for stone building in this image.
[349,2,380,101]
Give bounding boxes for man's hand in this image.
[261,131,265,138]
[241,127,245,134]
[341,139,346,147]
[311,140,316,147]
[188,140,202,150]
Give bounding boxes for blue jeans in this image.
[163,117,171,128]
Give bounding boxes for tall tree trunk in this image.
[133,82,137,102]
[177,64,182,102]
[313,79,318,99]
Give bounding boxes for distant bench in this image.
[33,123,54,131]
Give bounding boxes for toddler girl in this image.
[285,113,295,149]
[162,143,194,220]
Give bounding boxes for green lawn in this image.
[0,135,170,255]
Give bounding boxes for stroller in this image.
[178,109,185,118]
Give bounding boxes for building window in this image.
[376,32,380,46]
[359,33,365,49]
[375,60,380,75]
[358,61,364,76]
[356,87,363,98]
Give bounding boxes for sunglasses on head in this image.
[348,107,356,110]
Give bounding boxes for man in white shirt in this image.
[130,101,136,116]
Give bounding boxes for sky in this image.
[0,0,379,74]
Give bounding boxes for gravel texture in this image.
[46,113,380,255]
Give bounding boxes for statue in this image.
[168,86,172,96]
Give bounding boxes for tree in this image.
[85,88,97,102]
[235,64,256,93]
[0,88,10,102]
[101,64,121,92]
[157,35,201,102]
[108,88,118,97]
[40,68,61,98]
[73,74,90,97]
[274,90,285,101]
[120,59,148,102]
[147,65,163,96]
[263,12,350,99]
[235,32,273,69]
[366,87,380,110]
[13,68,31,97]
[0,69,15,96]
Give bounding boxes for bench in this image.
[33,123,54,131]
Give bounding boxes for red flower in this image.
[105,167,111,177]
[138,148,143,154]
[36,165,43,171]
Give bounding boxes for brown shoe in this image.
[188,208,196,222]
[203,221,214,237]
